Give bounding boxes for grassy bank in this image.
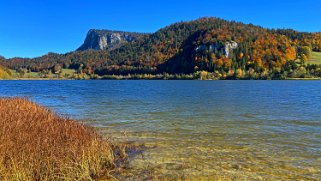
[0,98,124,180]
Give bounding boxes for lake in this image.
[0,80,320,180]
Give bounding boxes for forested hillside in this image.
[1,17,321,79]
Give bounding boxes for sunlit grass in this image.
[0,98,124,180]
[308,51,321,65]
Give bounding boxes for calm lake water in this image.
[1,80,321,180]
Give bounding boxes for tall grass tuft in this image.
[0,98,120,180]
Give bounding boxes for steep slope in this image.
[107,18,298,74]
[77,29,145,51]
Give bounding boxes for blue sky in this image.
[0,0,320,58]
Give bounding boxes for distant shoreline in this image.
[2,77,321,81]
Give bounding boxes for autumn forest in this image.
[1,17,321,80]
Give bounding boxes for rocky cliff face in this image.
[77,29,144,51]
[224,41,238,58]
[195,40,238,58]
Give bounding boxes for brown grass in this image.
[0,98,121,180]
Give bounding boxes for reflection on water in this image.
[1,80,321,180]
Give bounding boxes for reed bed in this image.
[0,98,121,180]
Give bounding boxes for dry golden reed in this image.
[0,98,119,180]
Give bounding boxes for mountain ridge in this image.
[1,17,321,79]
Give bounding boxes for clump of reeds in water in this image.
[0,98,121,180]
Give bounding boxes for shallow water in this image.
[1,80,321,180]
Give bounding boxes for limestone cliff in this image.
[195,40,238,58]
[77,29,144,51]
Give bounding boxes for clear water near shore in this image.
[1,80,320,180]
